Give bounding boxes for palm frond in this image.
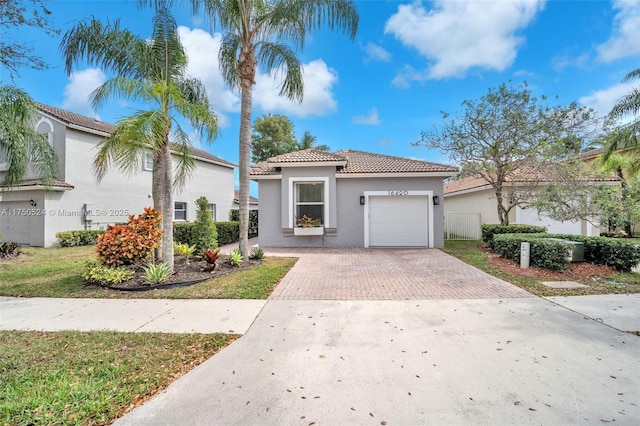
[90,77,155,111]
[171,78,219,142]
[169,125,196,189]
[218,33,241,91]
[256,41,303,101]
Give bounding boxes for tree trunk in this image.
[238,78,253,257]
[152,149,164,262]
[495,190,509,225]
[161,142,174,271]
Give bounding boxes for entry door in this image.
[0,201,31,244]
[369,195,428,247]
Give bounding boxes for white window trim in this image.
[143,153,153,171]
[174,201,187,221]
[363,190,434,248]
[208,203,217,221]
[288,177,330,228]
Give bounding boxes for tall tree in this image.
[0,85,58,187]
[602,67,640,168]
[140,0,358,256]
[251,114,297,162]
[60,9,218,271]
[416,82,598,225]
[297,131,330,152]
[0,0,59,79]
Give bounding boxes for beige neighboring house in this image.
[444,170,620,236]
[251,149,457,248]
[233,190,259,212]
[0,103,236,247]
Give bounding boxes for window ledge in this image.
[294,227,324,236]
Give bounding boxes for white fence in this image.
[444,213,481,240]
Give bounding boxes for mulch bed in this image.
[106,255,261,291]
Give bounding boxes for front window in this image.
[174,202,187,221]
[0,142,8,163]
[295,182,324,226]
[208,203,216,221]
[143,153,153,171]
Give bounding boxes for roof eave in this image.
[267,161,347,168]
[337,171,458,179]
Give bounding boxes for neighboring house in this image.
[233,190,259,212]
[0,103,236,247]
[443,171,619,236]
[250,149,458,248]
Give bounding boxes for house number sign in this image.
[388,190,409,196]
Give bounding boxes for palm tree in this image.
[297,131,330,152]
[0,84,58,187]
[60,9,218,270]
[140,0,358,256]
[602,67,640,166]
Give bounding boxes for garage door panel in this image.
[0,202,31,244]
[369,196,427,247]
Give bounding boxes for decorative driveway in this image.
[266,248,531,300]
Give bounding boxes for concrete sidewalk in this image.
[0,297,265,334]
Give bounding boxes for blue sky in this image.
[4,0,640,189]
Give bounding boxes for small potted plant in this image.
[294,215,324,236]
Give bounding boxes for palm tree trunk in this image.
[161,142,175,271]
[238,78,252,257]
[152,150,164,261]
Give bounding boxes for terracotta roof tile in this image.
[335,150,458,174]
[250,149,458,176]
[267,149,347,163]
[234,190,258,204]
[2,179,75,189]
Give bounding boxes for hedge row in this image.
[56,230,106,247]
[174,221,240,248]
[492,232,640,272]
[229,209,259,236]
[481,224,547,248]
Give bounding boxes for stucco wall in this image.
[444,188,502,224]
[256,172,447,248]
[1,123,235,247]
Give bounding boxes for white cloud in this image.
[62,68,105,115]
[391,64,429,89]
[579,81,637,119]
[596,0,640,62]
[384,0,545,81]
[550,52,591,72]
[362,42,391,62]
[352,107,381,125]
[252,59,338,117]
[178,26,240,116]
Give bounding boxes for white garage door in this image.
[369,196,428,247]
[0,201,31,244]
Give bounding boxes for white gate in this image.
[444,213,481,240]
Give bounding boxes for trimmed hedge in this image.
[229,209,259,236]
[493,233,571,271]
[174,221,240,248]
[56,230,106,247]
[481,224,548,248]
[492,232,640,272]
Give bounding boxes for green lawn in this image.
[443,240,640,296]
[0,246,296,299]
[0,330,234,425]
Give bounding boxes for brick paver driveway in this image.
[266,248,531,300]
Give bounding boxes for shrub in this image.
[493,233,571,271]
[481,224,548,248]
[229,209,259,236]
[174,242,196,262]
[546,233,640,272]
[216,221,240,246]
[0,242,21,258]
[143,262,172,285]
[228,248,243,267]
[249,247,264,260]
[192,196,218,252]
[173,222,195,245]
[82,259,134,286]
[96,207,162,266]
[56,230,105,247]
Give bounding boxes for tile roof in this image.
[250,149,458,176]
[1,179,75,190]
[444,171,620,195]
[267,149,347,163]
[36,103,235,167]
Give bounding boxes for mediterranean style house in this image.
[250,149,458,248]
[0,103,236,247]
